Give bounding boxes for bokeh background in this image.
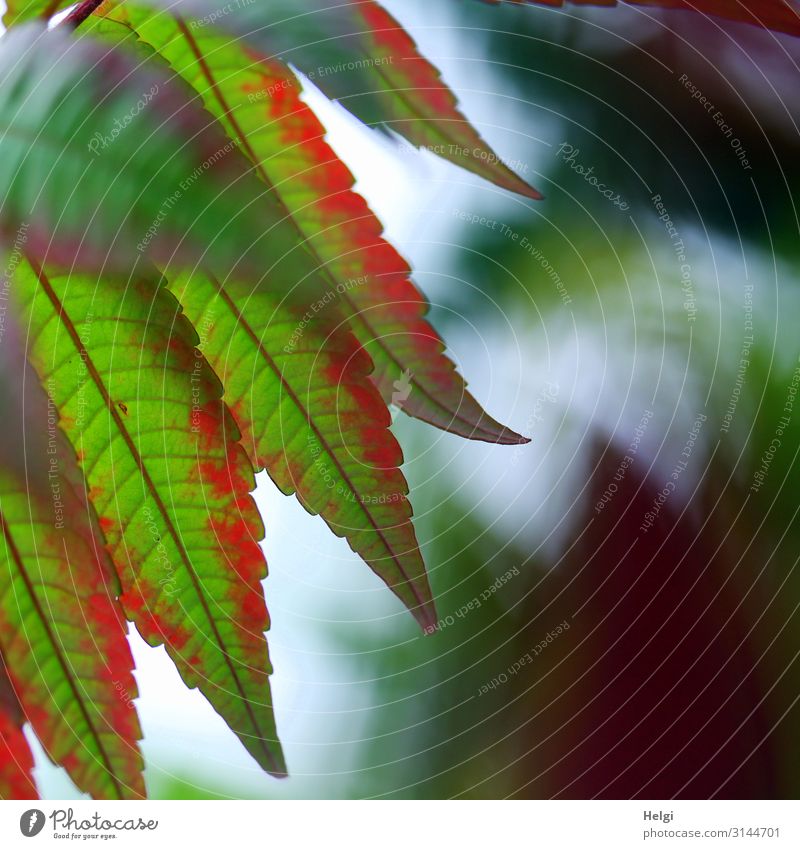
[14,0,800,798]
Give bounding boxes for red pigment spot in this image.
[254,62,297,110]
[322,352,358,388]
[268,81,294,114]
[311,150,353,194]
[194,415,255,503]
[347,383,387,417]
[98,515,114,530]
[0,716,14,741]
[0,715,35,798]
[372,274,418,304]
[242,44,265,65]
[359,2,403,47]
[111,702,140,743]
[363,243,410,279]
[85,593,127,638]
[240,79,263,97]
[197,448,254,503]
[60,751,79,775]
[227,397,251,436]
[360,426,403,469]
[20,701,49,735]
[191,402,222,452]
[122,590,191,651]
[207,508,265,590]
[278,122,316,151]
[197,458,229,501]
[315,187,366,222]
[241,588,267,625]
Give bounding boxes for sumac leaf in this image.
[12,259,286,777]
[123,0,541,196]
[0,311,144,799]
[100,3,528,445]
[169,269,437,630]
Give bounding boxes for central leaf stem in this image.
[63,0,105,29]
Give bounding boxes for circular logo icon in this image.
[19,810,46,837]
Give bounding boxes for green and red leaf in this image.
[0,22,321,291]
[308,0,542,198]
[12,259,286,776]
[100,3,528,445]
[0,0,553,800]
[0,310,144,799]
[124,0,541,196]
